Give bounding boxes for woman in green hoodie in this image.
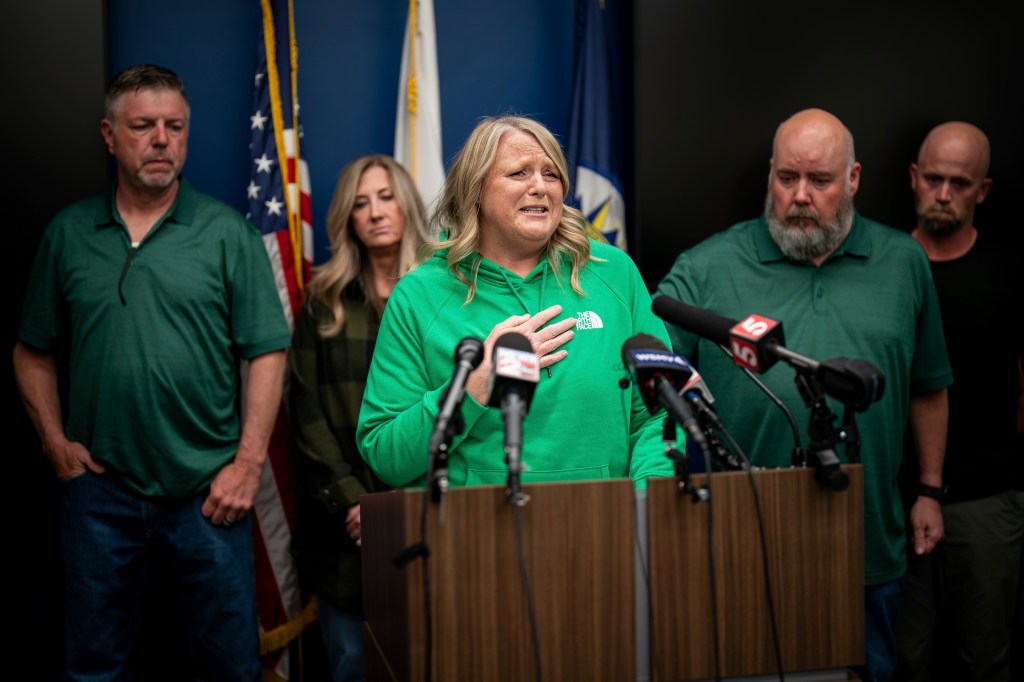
[358,116,675,490]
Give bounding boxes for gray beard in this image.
[765,190,855,261]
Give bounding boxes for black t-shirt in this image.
[904,232,1024,503]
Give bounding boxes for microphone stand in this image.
[663,418,709,502]
[841,406,861,464]
[688,399,747,472]
[502,393,530,507]
[427,385,468,523]
[793,369,852,492]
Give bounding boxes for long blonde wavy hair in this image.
[307,155,429,337]
[429,115,593,302]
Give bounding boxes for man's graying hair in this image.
[104,64,189,124]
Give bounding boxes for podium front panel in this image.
[363,479,636,682]
[647,466,864,680]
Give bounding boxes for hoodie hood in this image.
[434,247,564,316]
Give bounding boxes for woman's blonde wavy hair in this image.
[428,115,593,302]
[307,155,429,337]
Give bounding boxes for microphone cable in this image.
[715,342,804,467]
[719,428,785,682]
[706,341,786,681]
[511,496,543,681]
[697,435,723,682]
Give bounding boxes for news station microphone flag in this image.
[245,0,316,676]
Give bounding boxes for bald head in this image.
[917,122,990,178]
[773,108,856,171]
[911,121,992,236]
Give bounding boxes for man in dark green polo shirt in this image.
[656,108,952,682]
[13,64,290,681]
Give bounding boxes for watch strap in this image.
[918,484,945,502]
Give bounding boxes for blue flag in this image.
[567,0,627,251]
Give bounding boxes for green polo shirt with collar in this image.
[19,177,291,501]
[656,213,952,585]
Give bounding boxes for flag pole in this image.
[406,0,418,180]
[285,0,304,289]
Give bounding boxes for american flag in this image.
[245,0,314,678]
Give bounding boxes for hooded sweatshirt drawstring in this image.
[499,266,554,377]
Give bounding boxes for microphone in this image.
[621,334,709,454]
[651,295,785,373]
[672,351,748,471]
[651,295,885,410]
[428,337,485,500]
[676,355,724,430]
[429,337,485,457]
[487,332,540,499]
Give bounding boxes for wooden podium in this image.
[646,466,864,680]
[361,479,637,682]
[362,466,863,681]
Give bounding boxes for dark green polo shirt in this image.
[20,178,291,500]
[657,213,952,585]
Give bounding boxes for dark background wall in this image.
[5,0,1018,677]
[633,0,1022,281]
[4,2,107,678]
[12,1,1018,290]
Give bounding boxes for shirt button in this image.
[816,288,824,297]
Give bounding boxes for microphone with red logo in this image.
[651,295,788,373]
[487,332,540,502]
[727,314,787,373]
[651,295,884,410]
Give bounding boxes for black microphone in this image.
[652,295,786,373]
[429,337,485,457]
[428,337,485,501]
[651,295,885,410]
[621,333,709,454]
[487,332,540,497]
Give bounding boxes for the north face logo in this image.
[575,311,604,330]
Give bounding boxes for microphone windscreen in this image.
[488,332,540,408]
[620,332,668,364]
[493,331,533,356]
[455,337,485,368]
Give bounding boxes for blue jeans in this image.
[853,577,905,682]
[61,470,261,682]
[316,595,366,682]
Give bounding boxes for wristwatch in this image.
[917,484,945,503]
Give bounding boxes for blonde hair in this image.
[307,155,429,337]
[429,115,592,302]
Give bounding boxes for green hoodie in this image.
[357,240,677,489]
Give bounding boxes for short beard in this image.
[918,212,964,236]
[765,186,855,261]
[135,161,179,190]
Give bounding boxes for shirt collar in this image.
[94,176,198,229]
